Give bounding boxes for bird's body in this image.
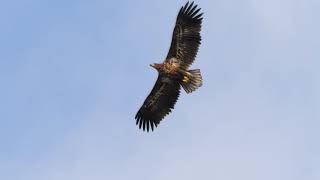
[135,2,203,132]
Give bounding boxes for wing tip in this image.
[135,115,159,132]
[178,1,203,22]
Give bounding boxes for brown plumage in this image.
[135,1,203,132]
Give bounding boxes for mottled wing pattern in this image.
[166,1,203,69]
[135,75,181,132]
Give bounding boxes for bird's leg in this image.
[185,71,192,77]
[182,71,192,83]
[182,76,189,83]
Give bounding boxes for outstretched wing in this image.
[166,1,203,69]
[135,75,181,132]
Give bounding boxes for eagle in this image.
[135,1,203,132]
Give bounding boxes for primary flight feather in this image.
[135,1,203,132]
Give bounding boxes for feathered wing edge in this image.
[135,76,181,132]
[177,1,203,21]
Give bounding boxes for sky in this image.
[0,0,319,179]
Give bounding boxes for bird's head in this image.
[150,63,162,71]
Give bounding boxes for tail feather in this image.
[181,69,202,93]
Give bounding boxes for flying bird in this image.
[135,1,203,132]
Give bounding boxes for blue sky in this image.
[1,0,319,179]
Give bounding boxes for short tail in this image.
[180,69,203,94]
